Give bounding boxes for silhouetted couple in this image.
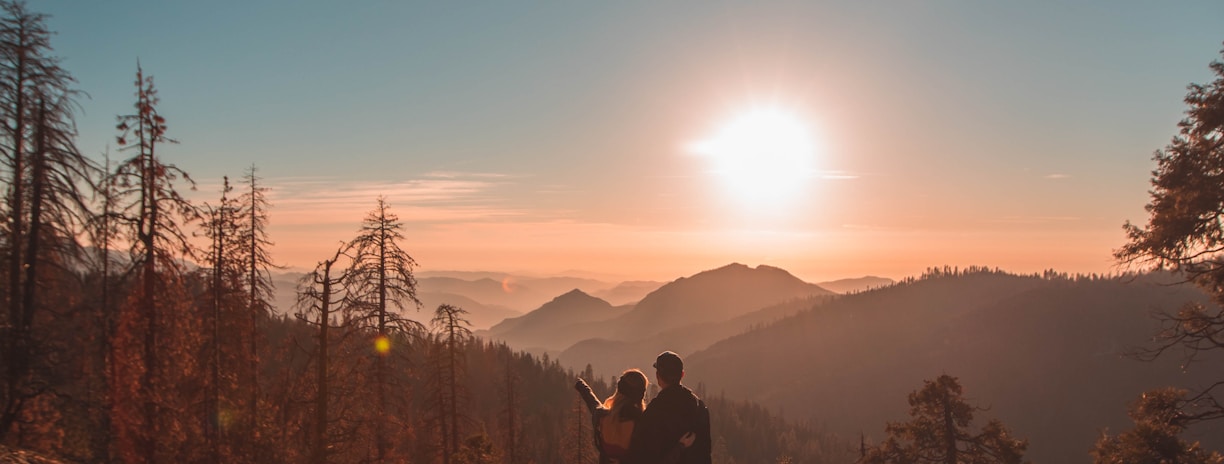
[575,351,712,464]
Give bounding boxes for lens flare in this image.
[374,335,391,355]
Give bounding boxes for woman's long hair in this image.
[603,369,648,421]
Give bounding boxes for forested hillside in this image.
[685,268,1224,462]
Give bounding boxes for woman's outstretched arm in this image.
[574,378,603,413]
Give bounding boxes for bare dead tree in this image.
[201,177,243,463]
[345,197,422,461]
[113,63,199,464]
[0,0,88,442]
[236,164,277,452]
[430,303,472,463]
[294,245,350,464]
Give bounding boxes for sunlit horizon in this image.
[41,1,1224,284]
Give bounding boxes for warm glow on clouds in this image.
[242,166,1124,281]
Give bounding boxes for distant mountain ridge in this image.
[482,289,630,351]
[604,263,833,340]
[815,275,894,294]
[592,280,665,305]
[483,263,834,365]
[270,265,882,334]
[416,292,520,330]
[417,275,610,312]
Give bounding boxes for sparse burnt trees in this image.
[294,246,349,464]
[0,0,90,442]
[201,177,243,463]
[86,149,120,461]
[430,303,472,464]
[346,196,422,461]
[1117,45,1224,425]
[861,375,1028,464]
[237,164,277,450]
[112,64,200,463]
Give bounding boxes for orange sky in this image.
[47,2,1224,283]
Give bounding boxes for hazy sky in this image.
[38,1,1224,281]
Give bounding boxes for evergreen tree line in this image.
[856,374,1222,464]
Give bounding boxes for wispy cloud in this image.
[1044,173,1070,180]
[992,216,1081,225]
[260,172,535,225]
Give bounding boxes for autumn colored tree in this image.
[861,375,1028,464]
[454,433,503,464]
[0,0,89,443]
[1117,45,1224,424]
[112,64,202,463]
[1091,388,1223,463]
[346,197,422,461]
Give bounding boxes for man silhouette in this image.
[624,351,712,464]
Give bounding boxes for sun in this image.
[690,106,819,209]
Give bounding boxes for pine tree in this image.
[1091,388,1223,464]
[86,149,120,462]
[500,349,523,464]
[236,164,276,453]
[861,375,1028,464]
[346,197,422,461]
[430,303,472,464]
[564,393,596,464]
[1117,45,1224,424]
[294,247,349,464]
[201,177,244,463]
[112,64,200,464]
[0,0,88,442]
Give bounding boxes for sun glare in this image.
[374,335,391,355]
[690,107,819,209]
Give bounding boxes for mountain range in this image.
[481,263,837,371]
[268,264,888,330]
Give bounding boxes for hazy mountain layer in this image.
[416,292,521,330]
[486,263,834,357]
[592,280,665,305]
[815,275,895,294]
[481,289,630,351]
[604,263,834,340]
